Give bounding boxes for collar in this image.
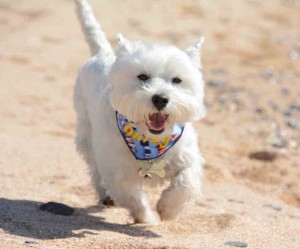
[116,112,184,161]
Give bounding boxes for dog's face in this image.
[109,34,205,139]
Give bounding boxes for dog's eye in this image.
[172,77,182,84]
[137,74,150,81]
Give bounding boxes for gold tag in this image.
[138,160,166,178]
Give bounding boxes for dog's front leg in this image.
[157,166,202,221]
[108,178,157,224]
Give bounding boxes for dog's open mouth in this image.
[146,112,168,135]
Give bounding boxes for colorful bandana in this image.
[116,112,184,160]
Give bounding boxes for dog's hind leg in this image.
[74,83,111,205]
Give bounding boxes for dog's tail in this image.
[75,0,113,57]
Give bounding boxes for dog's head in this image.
[109,34,205,139]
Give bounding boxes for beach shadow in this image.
[0,198,159,239]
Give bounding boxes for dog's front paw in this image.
[157,200,180,221]
[133,210,158,225]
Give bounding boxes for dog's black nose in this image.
[152,94,169,110]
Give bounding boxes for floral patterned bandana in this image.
[116,112,184,161]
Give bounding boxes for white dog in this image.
[74,0,205,223]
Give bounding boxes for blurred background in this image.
[0,0,299,248]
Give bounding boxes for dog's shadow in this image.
[0,198,159,239]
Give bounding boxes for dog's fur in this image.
[74,0,205,223]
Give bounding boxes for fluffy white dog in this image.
[74,0,205,223]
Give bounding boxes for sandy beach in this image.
[0,0,300,248]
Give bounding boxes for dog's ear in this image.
[185,37,204,68]
[116,33,134,56]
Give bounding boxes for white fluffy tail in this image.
[75,0,113,56]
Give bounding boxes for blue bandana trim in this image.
[116,112,184,160]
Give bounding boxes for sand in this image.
[0,0,299,248]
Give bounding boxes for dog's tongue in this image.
[148,113,167,131]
